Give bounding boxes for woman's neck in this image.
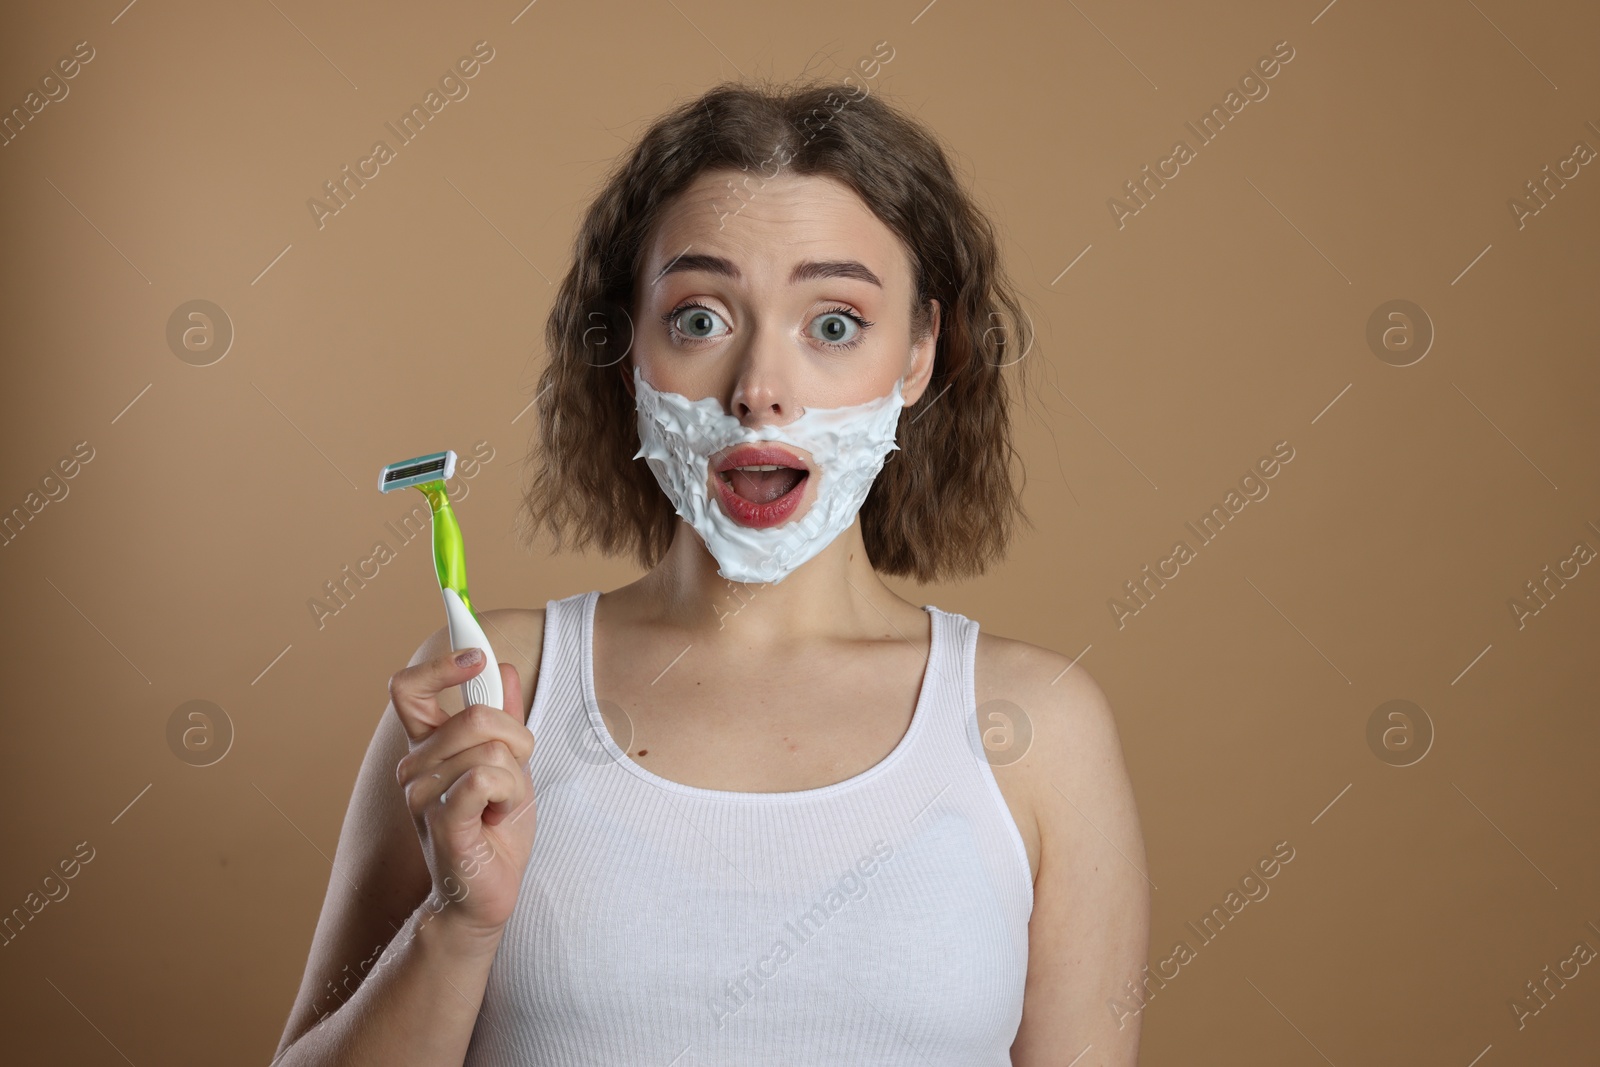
[614,521,917,646]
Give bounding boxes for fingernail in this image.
[456,648,483,667]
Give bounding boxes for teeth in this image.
[718,463,805,484]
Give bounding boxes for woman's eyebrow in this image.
[651,252,882,289]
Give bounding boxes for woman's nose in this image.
[727,328,793,422]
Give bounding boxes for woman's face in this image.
[625,168,939,528]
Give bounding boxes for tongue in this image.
[728,468,805,504]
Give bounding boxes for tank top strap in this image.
[913,603,983,760]
[525,589,591,736]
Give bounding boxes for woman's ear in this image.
[618,359,636,400]
[904,298,940,406]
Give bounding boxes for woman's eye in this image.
[663,303,870,348]
[810,310,866,346]
[668,305,729,341]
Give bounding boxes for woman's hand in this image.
[389,648,536,940]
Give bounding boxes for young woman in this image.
[275,79,1148,1066]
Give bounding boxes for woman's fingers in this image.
[396,702,533,785]
[403,738,529,815]
[432,763,525,835]
[388,648,491,743]
[387,650,538,938]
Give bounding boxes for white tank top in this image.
[462,588,1034,1065]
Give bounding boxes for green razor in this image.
[377,450,502,711]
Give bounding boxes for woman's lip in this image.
[712,466,809,528]
[714,444,809,475]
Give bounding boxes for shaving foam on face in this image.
[631,363,906,584]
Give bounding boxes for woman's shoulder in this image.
[973,626,1136,892]
[972,622,1107,693]
[972,627,1121,768]
[475,606,549,723]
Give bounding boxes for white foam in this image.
[631,363,905,584]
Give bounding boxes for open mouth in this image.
[712,446,811,528]
[719,465,806,502]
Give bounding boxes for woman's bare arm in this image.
[271,900,507,1067]
[1008,655,1150,1066]
[270,609,542,1066]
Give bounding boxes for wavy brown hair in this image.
[516,76,1037,584]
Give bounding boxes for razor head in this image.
[379,450,456,493]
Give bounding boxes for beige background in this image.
[2,0,1597,1063]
